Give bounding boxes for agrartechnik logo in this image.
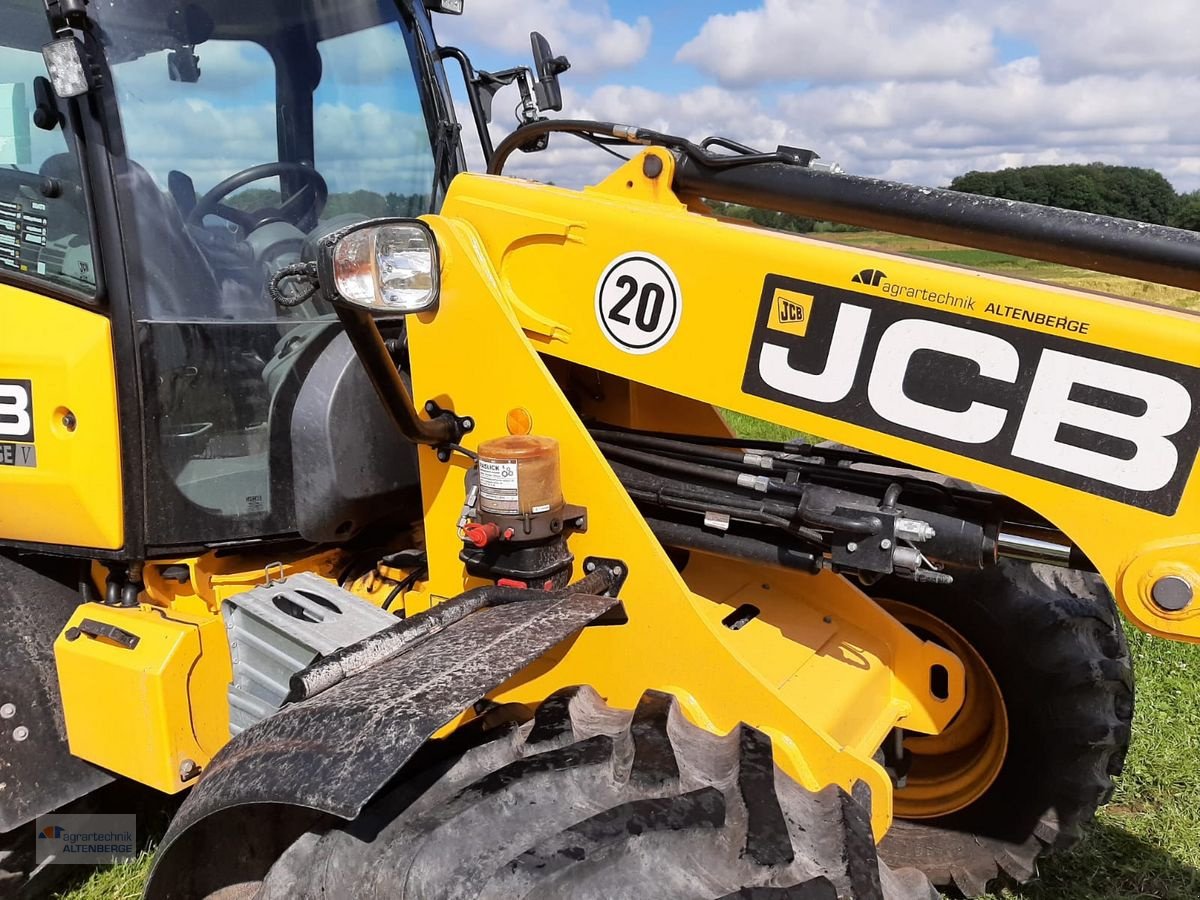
[35,814,136,865]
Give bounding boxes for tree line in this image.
[227,188,430,219]
[949,163,1199,229]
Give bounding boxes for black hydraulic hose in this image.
[589,420,898,467]
[489,119,658,176]
[643,514,823,575]
[612,461,799,516]
[793,498,880,534]
[287,565,619,703]
[603,441,883,534]
[590,424,933,497]
[598,441,747,488]
[626,486,794,530]
[591,427,753,468]
[674,156,1200,292]
[612,462,826,543]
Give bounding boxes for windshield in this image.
[95,0,439,320]
[89,0,443,546]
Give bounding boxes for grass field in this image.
[56,234,1200,899]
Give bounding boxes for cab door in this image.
[0,28,123,550]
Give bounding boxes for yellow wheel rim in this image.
[882,599,1009,819]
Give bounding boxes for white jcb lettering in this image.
[867,320,1019,444]
[758,304,871,403]
[0,385,30,438]
[1012,349,1191,492]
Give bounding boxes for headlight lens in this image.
[331,222,438,312]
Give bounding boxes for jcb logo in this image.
[743,275,1200,514]
[0,380,33,442]
[778,299,806,323]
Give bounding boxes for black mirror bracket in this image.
[437,33,570,165]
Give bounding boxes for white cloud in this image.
[433,1,651,75]
[464,50,1200,197]
[777,60,1200,189]
[995,0,1200,79]
[676,0,995,87]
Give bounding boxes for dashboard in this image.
[0,179,94,293]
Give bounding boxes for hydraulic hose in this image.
[643,514,823,575]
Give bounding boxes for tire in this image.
[0,826,56,900]
[871,560,1134,896]
[0,838,30,900]
[257,686,937,899]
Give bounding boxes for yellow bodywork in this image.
[430,149,1200,644]
[0,284,123,548]
[36,151,1200,840]
[55,602,231,793]
[51,552,355,790]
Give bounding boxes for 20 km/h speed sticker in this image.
[595,252,682,354]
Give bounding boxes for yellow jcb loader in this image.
[2,0,1194,897]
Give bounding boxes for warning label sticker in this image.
[479,459,520,515]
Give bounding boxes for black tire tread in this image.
[0,842,28,900]
[876,561,1134,896]
[258,687,938,899]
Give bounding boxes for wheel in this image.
[871,560,1134,896]
[257,686,937,899]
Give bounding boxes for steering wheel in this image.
[187,162,328,232]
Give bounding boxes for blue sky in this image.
[17,0,1190,199]
[435,0,1200,192]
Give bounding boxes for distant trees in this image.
[949,163,1181,226]
[226,188,429,219]
[707,201,815,234]
[1171,191,1200,231]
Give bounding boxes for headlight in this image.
[322,220,439,313]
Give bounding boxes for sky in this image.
[434,0,1200,193]
[6,1,1196,200]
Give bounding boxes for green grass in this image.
[53,851,153,900]
[58,232,1200,899]
[720,409,816,444]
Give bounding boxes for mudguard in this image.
[144,590,617,900]
[0,556,112,832]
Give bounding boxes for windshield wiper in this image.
[428,120,461,211]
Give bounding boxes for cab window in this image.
[0,13,96,295]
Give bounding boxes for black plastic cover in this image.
[290,330,420,542]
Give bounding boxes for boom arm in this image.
[429,147,1200,643]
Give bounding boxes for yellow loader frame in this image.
[34,147,1200,843]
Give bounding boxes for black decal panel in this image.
[742,274,1200,514]
[0,378,33,444]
